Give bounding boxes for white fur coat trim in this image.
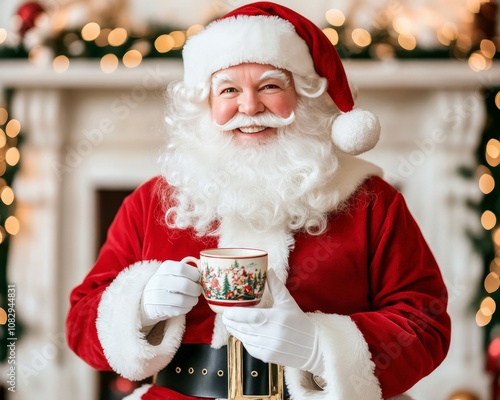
[122,384,152,400]
[285,312,382,400]
[96,260,185,381]
[283,313,414,399]
[332,154,383,204]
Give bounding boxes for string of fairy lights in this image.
[322,7,499,72]
[0,107,21,242]
[475,90,500,329]
[48,23,205,74]
[0,99,21,364]
[0,3,497,73]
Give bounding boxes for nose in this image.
[238,90,265,116]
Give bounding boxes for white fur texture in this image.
[122,384,152,399]
[96,260,186,380]
[285,313,382,399]
[332,108,381,155]
[182,15,318,87]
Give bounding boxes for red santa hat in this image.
[182,1,380,155]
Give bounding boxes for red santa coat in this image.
[66,174,451,400]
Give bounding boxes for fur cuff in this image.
[97,260,186,380]
[285,313,382,400]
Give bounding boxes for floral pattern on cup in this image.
[200,259,267,305]
[181,248,268,313]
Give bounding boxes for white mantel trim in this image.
[0,59,499,89]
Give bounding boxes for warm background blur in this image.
[0,1,499,399]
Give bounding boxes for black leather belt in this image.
[155,344,290,399]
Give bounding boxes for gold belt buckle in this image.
[227,335,284,400]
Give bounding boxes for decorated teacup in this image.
[182,248,268,314]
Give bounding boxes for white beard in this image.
[160,95,343,239]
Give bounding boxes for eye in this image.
[216,87,239,97]
[259,82,284,92]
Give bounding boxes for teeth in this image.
[238,126,266,134]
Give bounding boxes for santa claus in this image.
[66,2,451,400]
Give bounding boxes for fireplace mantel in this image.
[0,59,499,89]
[1,59,498,400]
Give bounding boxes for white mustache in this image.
[215,112,295,131]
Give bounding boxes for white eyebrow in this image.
[258,70,291,86]
[211,73,234,94]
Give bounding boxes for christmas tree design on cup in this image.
[201,259,267,307]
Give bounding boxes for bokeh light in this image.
[155,34,175,53]
[169,31,186,49]
[100,54,119,73]
[0,29,7,45]
[5,216,20,236]
[123,50,142,68]
[81,22,100,41]
[0,109,7,125]
[5,148,20,166]
[479,173,495,194]
[108,28,128,47]
[325,9,345,26]
[5,119,20,138]
[186,25,204,37]
[485,272,500,293]
[322,28,339,45]
[53,55,70,73]
[352,28,371,47]
[0,186,14,206]
[481,210,497,230]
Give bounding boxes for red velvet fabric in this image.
[66,176,451,399]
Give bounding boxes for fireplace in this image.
[2,59,499,399]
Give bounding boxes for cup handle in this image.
[181,256,199,268]
[181,257,201,284]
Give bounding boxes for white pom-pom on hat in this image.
[182,1,381,155]
[332,108,381,155]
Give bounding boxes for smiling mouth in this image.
[238,126,267,134]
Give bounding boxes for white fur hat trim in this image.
[182,15,319,88]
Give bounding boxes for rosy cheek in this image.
[284,97,298,115]
[211,101,235,125]
[212,113,229,126]
[271,95,297,117]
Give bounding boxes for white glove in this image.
[222,270,324,376]
[141,260,201,327]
